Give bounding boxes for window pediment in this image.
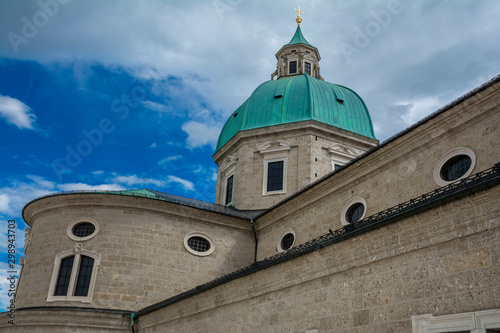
[328,144,359,159]
[258,140,291,156]
[220,155,238,173]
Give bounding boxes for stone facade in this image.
[16,193,254,311]
[213,121,377,210]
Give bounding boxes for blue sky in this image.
[0,0,499,309]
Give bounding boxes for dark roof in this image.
[22,188,265,222]
[147,189,265,219]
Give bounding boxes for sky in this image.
[0,0,499,309]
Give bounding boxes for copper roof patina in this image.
[216,74,376,151]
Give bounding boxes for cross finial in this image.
[295,7,303,26]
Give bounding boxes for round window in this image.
[72,222,96,238]
[280,233,295,251]
[440,155,472,182]
[346,202,365,224]
[183,232,215,256]
[67,218,99,241]
[433,148,476,186]
[341,197,367,226]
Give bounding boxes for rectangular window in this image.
[304,62,311,75]
[289,61,297,74]
[334,164,343,171]
[267,161,284,192]
[225,175,233,205]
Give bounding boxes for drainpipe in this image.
[130,313,135,332]
[251,219,258,263]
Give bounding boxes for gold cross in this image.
[295,7,303,25]
[295,7,303,18]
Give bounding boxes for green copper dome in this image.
[216,74,376,151]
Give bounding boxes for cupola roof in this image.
[286,26,313,47]
[215,74,376,151]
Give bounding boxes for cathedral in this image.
[3,11,500,333]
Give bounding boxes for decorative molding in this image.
[258,140,291,156]
[328,143,360,158]
[74,242,83,254]
[328,144,361,171]
[220,155,238,173]
[24,227,32,255]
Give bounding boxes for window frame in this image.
[433,148,476,187]
[263,157,287,195]
[183,232,215,257]
[47,247,100,303]
[304,61,311,75]
[67,217,99,242]
[289,60,297,74]
[277,229,296,253]
[259,140,291,196]
[341,197,367,226]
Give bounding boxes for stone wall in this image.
[136,185,500,332]
[18,194,254,311]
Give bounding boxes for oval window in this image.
[440,155,472,182]
[433,148,476,186]
[280,233,295,251]
[72,222,96,238]
[183,232,215,256]
[346,202,365,224]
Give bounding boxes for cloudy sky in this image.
[0,0,499,307]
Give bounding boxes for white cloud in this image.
[110,174,166,187]
[142,100,169,113]
[397,97,441,126]
[181,121,221,149]
[0,175,128,217]
[167,175,194,191]
[0,176,54,216]
[158,155,182,166]
[150,142,157,149]
[91,170,105,175]
[0,95,36,130]
[57,183,126,192]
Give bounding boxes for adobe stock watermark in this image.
[213,0,242,20]
[51,85,147,182]
[339,0,403,64]
[7,0,72,54]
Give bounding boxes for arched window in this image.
[47,246,100,303]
